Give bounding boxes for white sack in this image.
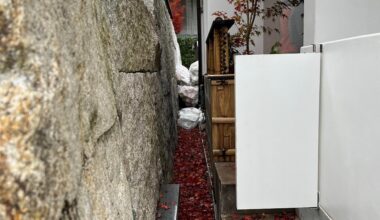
[189,61,199,85]
[176,65,191,85]
[178,107,204,129]
[178,85,198,106]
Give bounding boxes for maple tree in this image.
[213,0,303,54]
[169,0,185,34]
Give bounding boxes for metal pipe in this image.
[197,0,203,108]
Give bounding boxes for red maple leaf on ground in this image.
[159,203,170,210]
[172,128,214,219]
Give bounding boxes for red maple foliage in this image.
[169,0,185,34]
[172,128,214,219]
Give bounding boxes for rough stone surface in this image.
[0,0,177,219]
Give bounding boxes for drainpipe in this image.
[197,0,203,108]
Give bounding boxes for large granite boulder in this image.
[0,0,177,219]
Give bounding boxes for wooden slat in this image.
[205,74,235,80]
[210,79,235,117]
[210,79,234,86]
[213,149,236,156]
[211,122,235,152]
[213,30,221,75]
[212,117,235,123]
[220,27,230,74]
[214,155,235,162]
[208,42,214,74]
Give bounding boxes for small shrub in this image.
[177,36,197,68]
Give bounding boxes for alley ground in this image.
[162,128,298,220]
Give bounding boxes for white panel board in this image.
[319,34,380,220]
[235,54,320,209]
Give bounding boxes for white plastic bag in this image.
[176,65,191,85]
[178,107,203,129]
[189,61,199,85]
[178,85,198,106]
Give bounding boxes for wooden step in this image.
[215,162,236,219]
[214,162,295,220]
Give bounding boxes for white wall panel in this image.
[319,34,380,220]
[304,0,380,45]
[235,54,320,209]
[303,0,315,46]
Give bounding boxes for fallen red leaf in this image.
[171,128,214,219]
[159,203,170,210]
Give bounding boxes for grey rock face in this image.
[0,0,177,219]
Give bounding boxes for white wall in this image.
[319,34,380,220]
[201,0,264,74]
[303,1,380,219]
[234,34,380,218]
[303,0,316,46]
[304,0,380,45]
